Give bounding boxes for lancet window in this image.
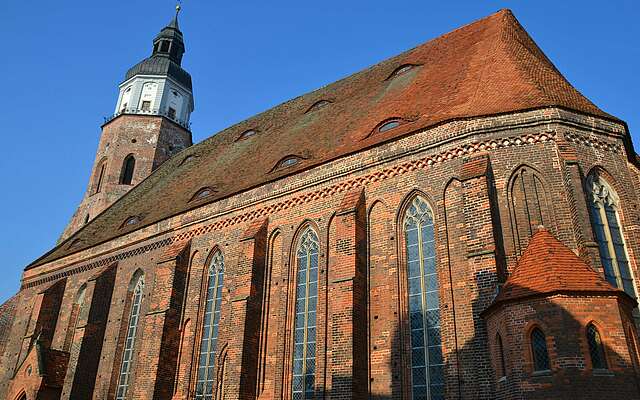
[404,196,444,400]
[291,227,319,400]
[587,175,636,297]
[195,250,225,400]
[116,275,144,400]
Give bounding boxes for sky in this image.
[0,0,638,303]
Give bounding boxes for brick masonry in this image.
[1,108,640,399]
[58,114,192,243]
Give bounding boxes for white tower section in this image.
[108,5,194,129]
[114,74,194,128]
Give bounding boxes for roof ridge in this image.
[464,10,505,116]
[497,11,612,119]
[494,11,553,106]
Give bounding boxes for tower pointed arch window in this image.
[291,227,319,400]
[93,159,107,194]
[587,175,636,297]
[120,155,136,185]
[403,195,444,400]
[116,274,144,400]
[195,250,225,400]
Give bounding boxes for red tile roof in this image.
[29,9,618,269]
[488,227,628,309]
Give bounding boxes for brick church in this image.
[1,7,639,400]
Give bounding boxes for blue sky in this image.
[0,1,638,303]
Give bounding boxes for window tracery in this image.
[195,250,225,400]
[404,196,443,400]
[587,175,636,297]
[291,227,319,400]
[116,275,144,400]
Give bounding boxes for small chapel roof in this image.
[486,227,632,311]
[29,9,621,269]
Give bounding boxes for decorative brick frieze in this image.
[23,114,566,291]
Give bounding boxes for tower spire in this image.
[169,2,181,30]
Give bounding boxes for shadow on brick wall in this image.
[450,275,640,400]
[355,268,640,400]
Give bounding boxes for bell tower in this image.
[59,5,194,242]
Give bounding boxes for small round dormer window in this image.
[279,157,300,168]
[387,64,420,80]
[192,187,216,201]
[124,216,140,226]
[306,100,332,113]
[238,129,258,140]
[378,120,401,133]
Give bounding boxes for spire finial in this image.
[167,1,181,30]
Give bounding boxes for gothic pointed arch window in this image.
[508,166,552,254]
[403,195,444,400]
[530,327,550,372]
[195,250,225,400]
[587,174,636,297]
[120,155,136,185]
[116,274,144,400]
[586,323,608,369]
[291,226,319,400]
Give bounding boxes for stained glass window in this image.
[292,227,319,400]
[586,324,607,369]
[588,176,636,298]
[195,250,225,400]
[116,275,144,400]
[404,196,443,400]
[531,328,550,372]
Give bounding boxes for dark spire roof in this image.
[123,4,191,90]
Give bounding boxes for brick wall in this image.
[59,114,192,242]
[3,108,640,399]
[0,294,19,361]
[485,295,640,399]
